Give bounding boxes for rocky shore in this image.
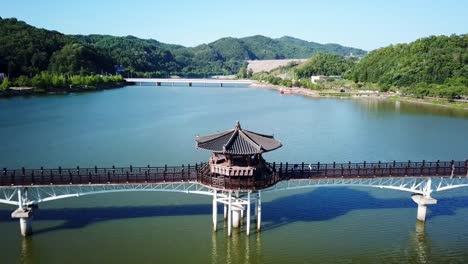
[249,81,468,110]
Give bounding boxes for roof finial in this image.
[235,120,241,130]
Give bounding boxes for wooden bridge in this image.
[2,160,466,189]
[2,160,467,237]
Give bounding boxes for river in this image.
[1,84,468,263]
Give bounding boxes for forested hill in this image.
[0,17,366,78]
[349,34,468,87]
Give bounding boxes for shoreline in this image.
[249,81,468,110]
[2,80,467,111]
[0,83,127,98]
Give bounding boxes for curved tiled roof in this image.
[195,121,282,155]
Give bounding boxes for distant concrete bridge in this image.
[124,78,254,87]
[2,160,467,237]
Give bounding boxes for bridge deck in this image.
[1,160,467,189]
[125,78,253,85]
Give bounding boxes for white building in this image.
[310,75,342,83]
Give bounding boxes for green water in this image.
[1,85,468,263]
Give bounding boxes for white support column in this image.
[17,188,23,208]
[411,179,437,222]
[19,218,32,237]
[232,209,241,228]
[12,188,33,236]
[254,196,258,219]
[241,208,244,219]
[412,194,437,222]
[228,191,232,236]
[212,191,217,232]
[224,204,227,220]
[247,191,251,236]
[257,191,262,231]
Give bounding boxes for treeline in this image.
[295,53,355,78]
[250,35,468,99]
[0,73,124,92]
[347,34,468,98]
[0,18,114,77]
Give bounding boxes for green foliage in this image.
[236,63,248,79]
[12,75,31,87]
[12,73,123,91]
[0,77,10,90]
[0,18,112,77]
[351,35,467,84]
[347,34,468,98]
[49,43,113,74]
[295,53,354,78]
[400,78,468,99]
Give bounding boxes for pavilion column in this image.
[212,190,217,231]
[246,191,251,236]
[224,204,227,220]
[228,191,232,236]
[257,191,262,231]
[232,208,241,228]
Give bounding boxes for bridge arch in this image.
[0,182,213,206]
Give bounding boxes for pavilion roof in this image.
[195,121,282,155]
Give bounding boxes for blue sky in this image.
[2,0,467,50]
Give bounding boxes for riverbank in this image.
[0,82,127,98]
[249,81,468,110]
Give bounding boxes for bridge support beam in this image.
[156,82,161,86]
[412,194,437,222]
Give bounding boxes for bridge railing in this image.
[1,160,467,187]
[272,160,468,180]
[1,165,199,186]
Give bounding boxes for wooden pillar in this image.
[257,191,262,231]
[212,191,217,231]
[247,191,251,236]
[228,191,232,236]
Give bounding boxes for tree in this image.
[295,53,353,78]
[236,63,248,79]
[0,77,10,90]
[247,68,253,78]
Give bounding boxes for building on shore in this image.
[310,75,342,83]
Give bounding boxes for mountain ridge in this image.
[0,17,366,77]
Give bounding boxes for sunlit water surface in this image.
[1,85,467,263]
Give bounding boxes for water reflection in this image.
[20,238,35,264]
[353,98,468,118]
[408,222,432,264]
[210,224,263,264]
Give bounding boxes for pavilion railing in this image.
[1,160,467,187]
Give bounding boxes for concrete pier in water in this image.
[412,194,437,222]
[11,207,33,236]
